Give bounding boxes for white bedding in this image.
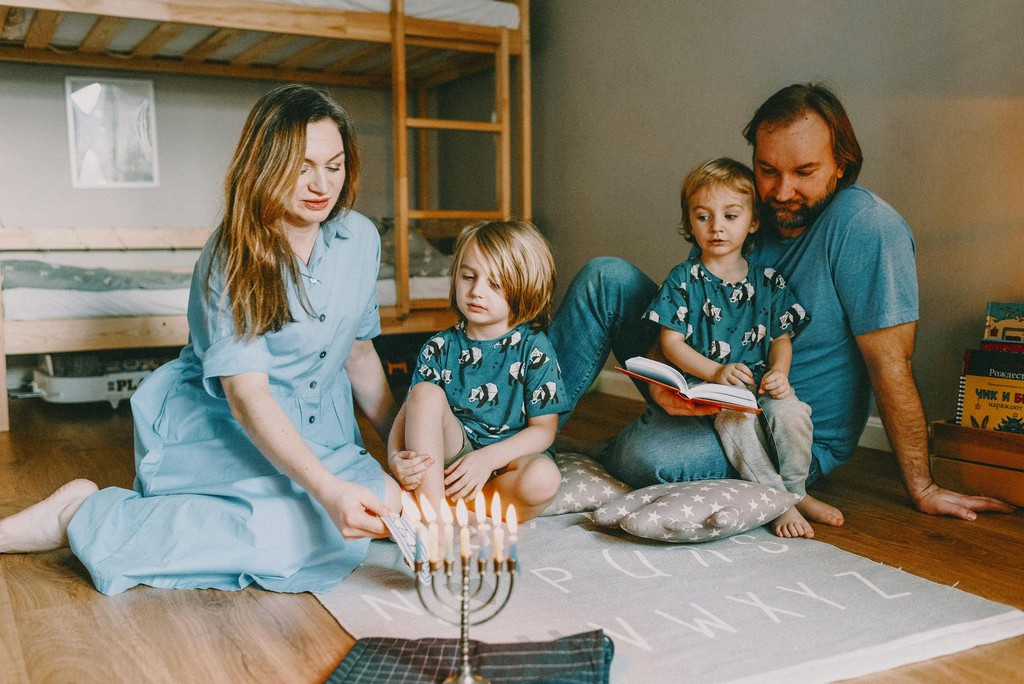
[278,0,520,29]
[1,277,449,320]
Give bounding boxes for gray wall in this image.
[530,0,1024,422]
[0,64,395,231]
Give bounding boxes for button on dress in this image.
[67,211,385,595]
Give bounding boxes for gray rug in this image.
[317,514,1024,683]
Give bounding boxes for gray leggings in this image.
[714,393,813,497]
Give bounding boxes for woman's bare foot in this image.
[796,494,845,527]
[773,506,814,538]
[0,479,98,553]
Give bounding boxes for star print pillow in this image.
[592,480,800,542]
[541,453,632,516]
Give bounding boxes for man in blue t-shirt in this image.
[550,83,1014,521]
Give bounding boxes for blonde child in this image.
[645,157,843,538]
[388,220,565,521]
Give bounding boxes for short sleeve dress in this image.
[67,211,386,595]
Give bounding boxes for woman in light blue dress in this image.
[0,85,404,595]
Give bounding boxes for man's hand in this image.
[912,482,1015,520]
[388,450,434,491]
[650,384,721,417]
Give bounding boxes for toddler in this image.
[645,157,843,537]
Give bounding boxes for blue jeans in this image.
[548,257,737,489]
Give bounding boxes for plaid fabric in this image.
[326,630,613,684]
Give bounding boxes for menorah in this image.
[409,493,519,684]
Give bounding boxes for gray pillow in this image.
[592,480,800,542]
[541,452,632,516]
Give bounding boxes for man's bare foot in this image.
[796,494,844,527]
[773,506,814,538]
[552,435,613,459]
[0,479,98,553]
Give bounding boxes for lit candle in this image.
[415,523,428,563]
[455,499,472,559]
[475,494,491,563]
[400,491,418,523]
[491,492,504,563]
[439,502,455,562]
[507,504,518,564]
[419,495,438,563]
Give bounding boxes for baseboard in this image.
[857,415,892,452]
[595,369,893,453]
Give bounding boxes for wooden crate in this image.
[929,420,1024,505]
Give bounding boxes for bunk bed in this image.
[0,0,532,430]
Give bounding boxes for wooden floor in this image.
[0,393,1021,683]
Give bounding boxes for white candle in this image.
[439,503,455,562]
[455,499,471,559]
[419,495,438,563]
[507,504,518,564]
[491,492,504,562]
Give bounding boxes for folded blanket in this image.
[326,630,613,684]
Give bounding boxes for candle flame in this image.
[474,492,486,524]
[419,494,436,523]
[455,498,469,526]
[507,505,517,535]
[490,491,502,523]
[402,492,421,523]
[439,502,453,524]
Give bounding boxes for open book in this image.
[616,356,762,414]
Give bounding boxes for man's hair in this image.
[678,158,758,255]
[449,220,556,330]
[743,83,862,190]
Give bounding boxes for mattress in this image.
[278,0,520,29]
[1,225,451,320]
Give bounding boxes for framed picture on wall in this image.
[65,76,159,188]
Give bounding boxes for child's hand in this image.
[712,363,754,388]
[388,450,434,491]
[759,369,791,399]
[444,451,497,502]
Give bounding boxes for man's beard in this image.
[758,183,838,236]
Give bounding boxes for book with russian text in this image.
[984,301,1024,342]
[616,356,762,414]
[959,348,1024,433]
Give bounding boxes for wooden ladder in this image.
[388,0,530,321]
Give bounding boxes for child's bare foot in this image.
[796,494,844,527]
[773,506,814,538]
[0,479,98,553]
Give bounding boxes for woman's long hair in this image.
[210,84,361,339]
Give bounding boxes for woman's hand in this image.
[759,369,791,399]
[650,384,721,417]
[318,478,393,540]
[712,363,754,387]
[388,449,434,491]
[444,450,497,502]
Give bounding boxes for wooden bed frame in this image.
[0,0,532,428]
[0,1,531,311]
[0,227,209,431]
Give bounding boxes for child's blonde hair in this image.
[679,157,758,255]
[449,220,556,330]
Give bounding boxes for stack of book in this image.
[930,301,1024,506]
[957,302,1024,434]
